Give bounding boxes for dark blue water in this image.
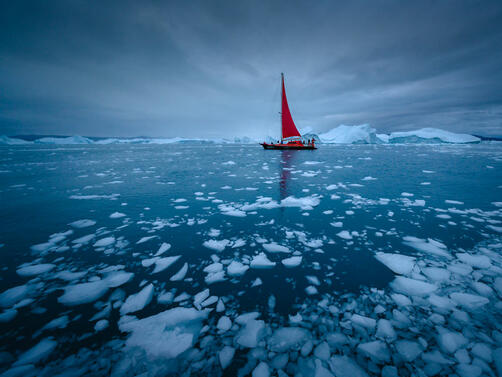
[0,143,501,375]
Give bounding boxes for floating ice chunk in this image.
[329,356,369,377]
[14,338,57,366]
[315,359,335,377]
[170,263,188,281]
[357,341,390,362]
[227,261,249,276]
[193,289,210,308]
[120,283,154,314]
[0,309,17,322]
[201,296,218,307]
[235,312,260,325]
[268,327,310,352]
[152,255,181,274]
[314,341,331,360]
[16,264,55,277]
[94,236,115,248]
[203,239,230,252]
[306,276,321,286]
[104,271,134,288]
[250,253,276,269]
[428,294,456,310]
[376,319,396,341]
[236,319,265,348]
[119,307,208,359]
[281,195,321,210]
[110,212,126,219]
[58,280,109,306]
[54,270,87,281]
[69,219,96,228]
[281,256,302,267]
[422,267,451,282]
[330,221,343,228]
[403,236,451,258]
[136,236,157,244]
[471,343,493,363]
[456,364,482,377]
[456,253,491,269]
[95,319,109,331]
[375,252,415,275]
[251,277,263,287]
[217,316,232,332]
[390,276,437,297]
[72,234,95,245]
[391,293,412,306]
[450,292,489,310]
[263,243,290,253]
[205,270,226,284]
[155,242,171,256]
[219,346,235,369]
[395,340,422,361]
[252,362,270,377]
[351,314,376,330]
[437,330,468,354]
[305,286,318,295]
[336,230,352,240]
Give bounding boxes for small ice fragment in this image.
[109,212,126,219]
[250,253,276,269]
[152,256,181,274]
[69,219,96,228]
[336,230,352,240]
[252,362,270,377]
[93,236,115,248]
[14,338,57,366]
[395,340,422,361]
[357,341,390,362]
[203,239,230,252]
[170,263,188,281]
[236,319,265,348]
[155,242,171,256]
[329,356,369,377]
[262,243,290,253]
[351,314,376,330]
[305,286,318,295]
[120,283,154,314]
[95,319,109,331]
[281,256,302,267]
[219,346,235,369]
[227,261,249,276]
[136,236,157,244]
[16,264,55,277]
[390,276,437,297]
[104,271,134,288]
[58,281,108,306]
[375,252,415,275]
[217,316,232,332]
[450,292,489,309]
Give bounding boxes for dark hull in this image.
[261,143,316,150]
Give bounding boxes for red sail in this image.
[281,75,302,139]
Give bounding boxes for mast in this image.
[281,73,284,141]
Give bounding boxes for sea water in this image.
[0,143,501,376]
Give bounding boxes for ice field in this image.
[0,143,501,376]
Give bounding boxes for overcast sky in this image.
[1,0,502,138]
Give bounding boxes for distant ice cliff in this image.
[0,126,485,145]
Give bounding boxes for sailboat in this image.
[261,73,316,150]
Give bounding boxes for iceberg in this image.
[35,135,94,144]
[0,135,32,145]
[389,128,480,144]
[318,124,385,144]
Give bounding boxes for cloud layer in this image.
[1,0,501,137]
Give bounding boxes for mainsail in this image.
[281,74,302,139]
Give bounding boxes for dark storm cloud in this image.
[1,0,501,138]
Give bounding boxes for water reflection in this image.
[279,150,297,201]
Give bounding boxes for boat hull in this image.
[261,143,316,150]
